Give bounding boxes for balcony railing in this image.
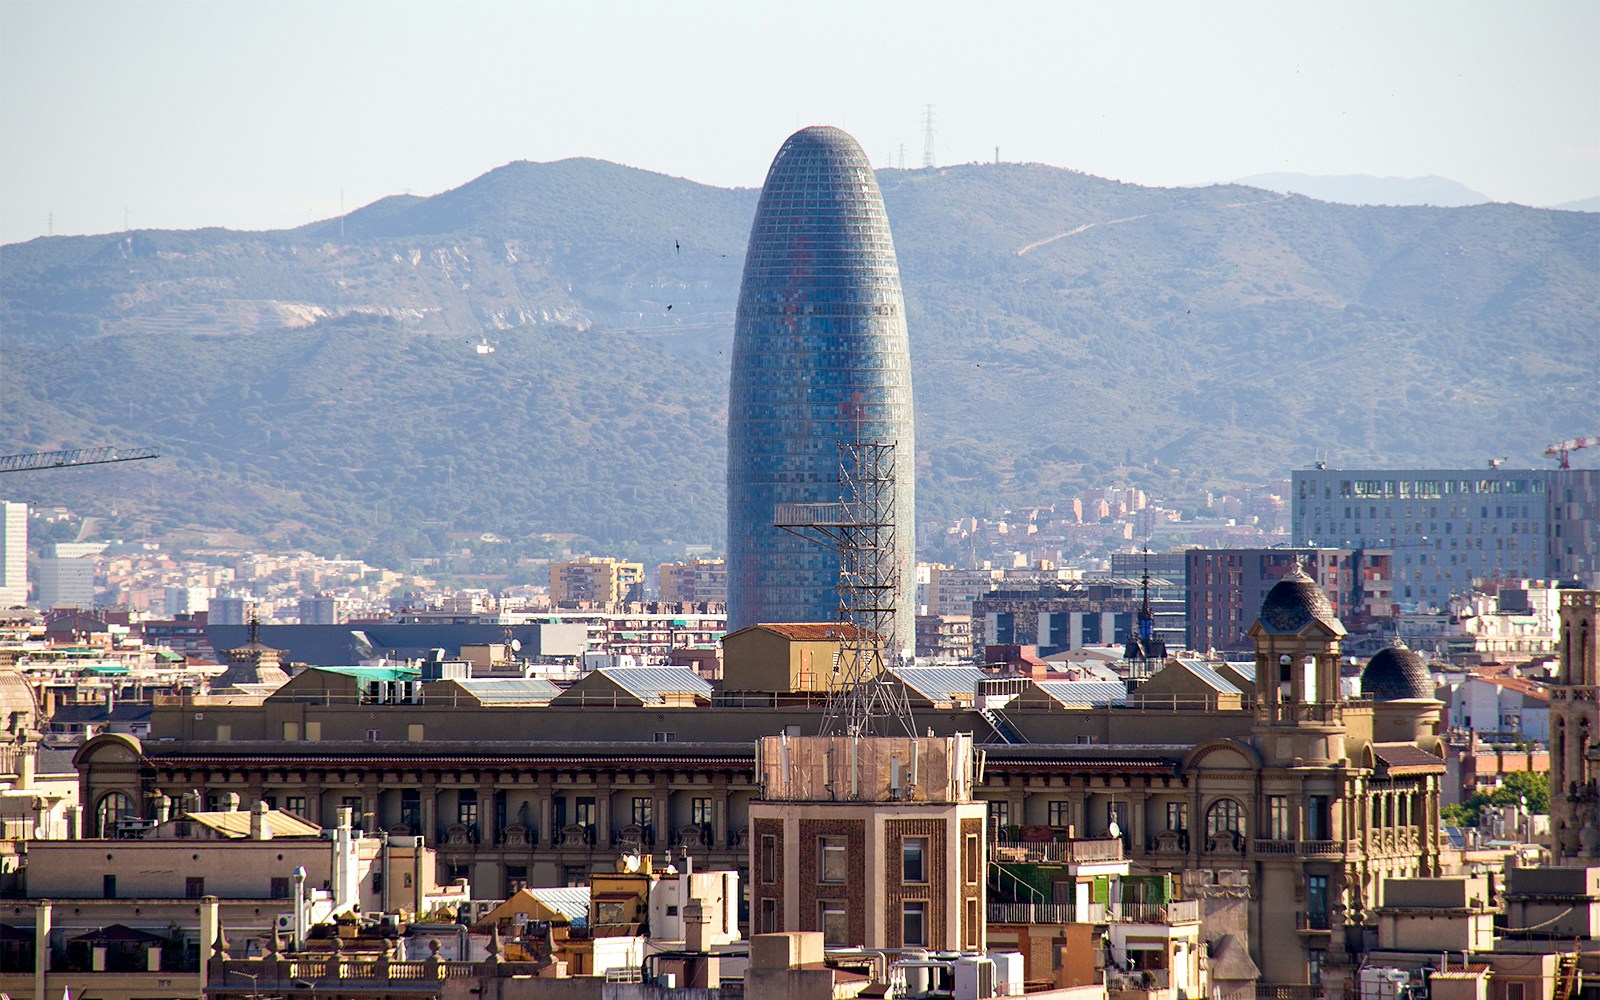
[1296,912,1331,931]
[990,836,1125,865]
[1252,839,1343,857]
[988,898,1200,926]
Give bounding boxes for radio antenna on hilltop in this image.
[921,105,937,169]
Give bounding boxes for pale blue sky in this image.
[2,0,1596,244]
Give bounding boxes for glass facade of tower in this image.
[726,126,916,651]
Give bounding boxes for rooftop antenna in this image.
[921,105,937,169]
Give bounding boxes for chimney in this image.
[223,791,241,812]
[251,800,273,840]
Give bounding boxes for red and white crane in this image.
[1544,436,1596,469]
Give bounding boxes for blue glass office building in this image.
[726,126,916,651]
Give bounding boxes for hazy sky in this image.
[2,0,1596,245]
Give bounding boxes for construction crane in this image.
[1545,436,1596,470]
[0,447,159,474]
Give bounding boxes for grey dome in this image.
[1256,564,1342,634]
[1362,640,1433,701]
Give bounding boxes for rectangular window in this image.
[575,797,596,833]
[1166,802,1188,833]
[820,901,848,946]
[285,796,307,818]
[632,796,653,830]
[342,795,363,824]
[400,789,421,830]
[458,790,478,829]
[691,797,713,829]
[1047,800,1070,826]
[1308,795,1330,841]
[820,836,848,883]
[1308,874,1329,922]
[760,835,778,884]
[965,834,980,885]
[903,836,928,884]
[1308,949,1325,986]
[186,877,206,899]
[270,876,291,899]
[902,901,928,947]
[365,728,381,741]
[1269,796,1291,841]
[760,897,779,934]
[103,874,116,899]
[505,865,528,895]
[990,799,1010,833]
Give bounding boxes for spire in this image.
[1138,546,1154,643]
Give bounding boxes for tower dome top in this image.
[1256,563,1342,635]
[1362,639,1434,701]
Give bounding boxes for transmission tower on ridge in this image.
[775,438,915,738]
[921,105,937,169]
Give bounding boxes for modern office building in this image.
[0,501,25,607]
[1292,467,1600,610]
[726,125,916,651]
[1186,547,1395,653]
[32,542,100,610]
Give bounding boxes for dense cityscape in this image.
[3,8,1599,999]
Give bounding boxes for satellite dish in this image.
[624,853,641,873]
[510,638,522,652]
[1107,821,1122,840]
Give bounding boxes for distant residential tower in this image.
[726,126,916,650]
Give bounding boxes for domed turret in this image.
[1362,639,1433,701]
[1256,564,1343,635]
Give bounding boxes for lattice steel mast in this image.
[775,438,915,738]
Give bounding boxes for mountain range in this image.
[2,158,1596,567]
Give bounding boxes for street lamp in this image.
[291,866,308,951]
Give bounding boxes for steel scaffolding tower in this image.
[775,440,915,738]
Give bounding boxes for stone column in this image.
[479,772,497,844]
[535,779,554,848]
[595,775,613,848]
[653,778,671,849]
[416,775,436,844]
[364,774,382,833]
[712,775,730,849]
[305,777,324,825]
[34,899,50,1000]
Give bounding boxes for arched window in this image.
[96,791,136,838]
[1206,799,1246,850]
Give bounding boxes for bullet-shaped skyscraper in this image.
[726,126,916,651]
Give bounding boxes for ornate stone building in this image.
[73,570,1448,993]
[1549,588,1600,862]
